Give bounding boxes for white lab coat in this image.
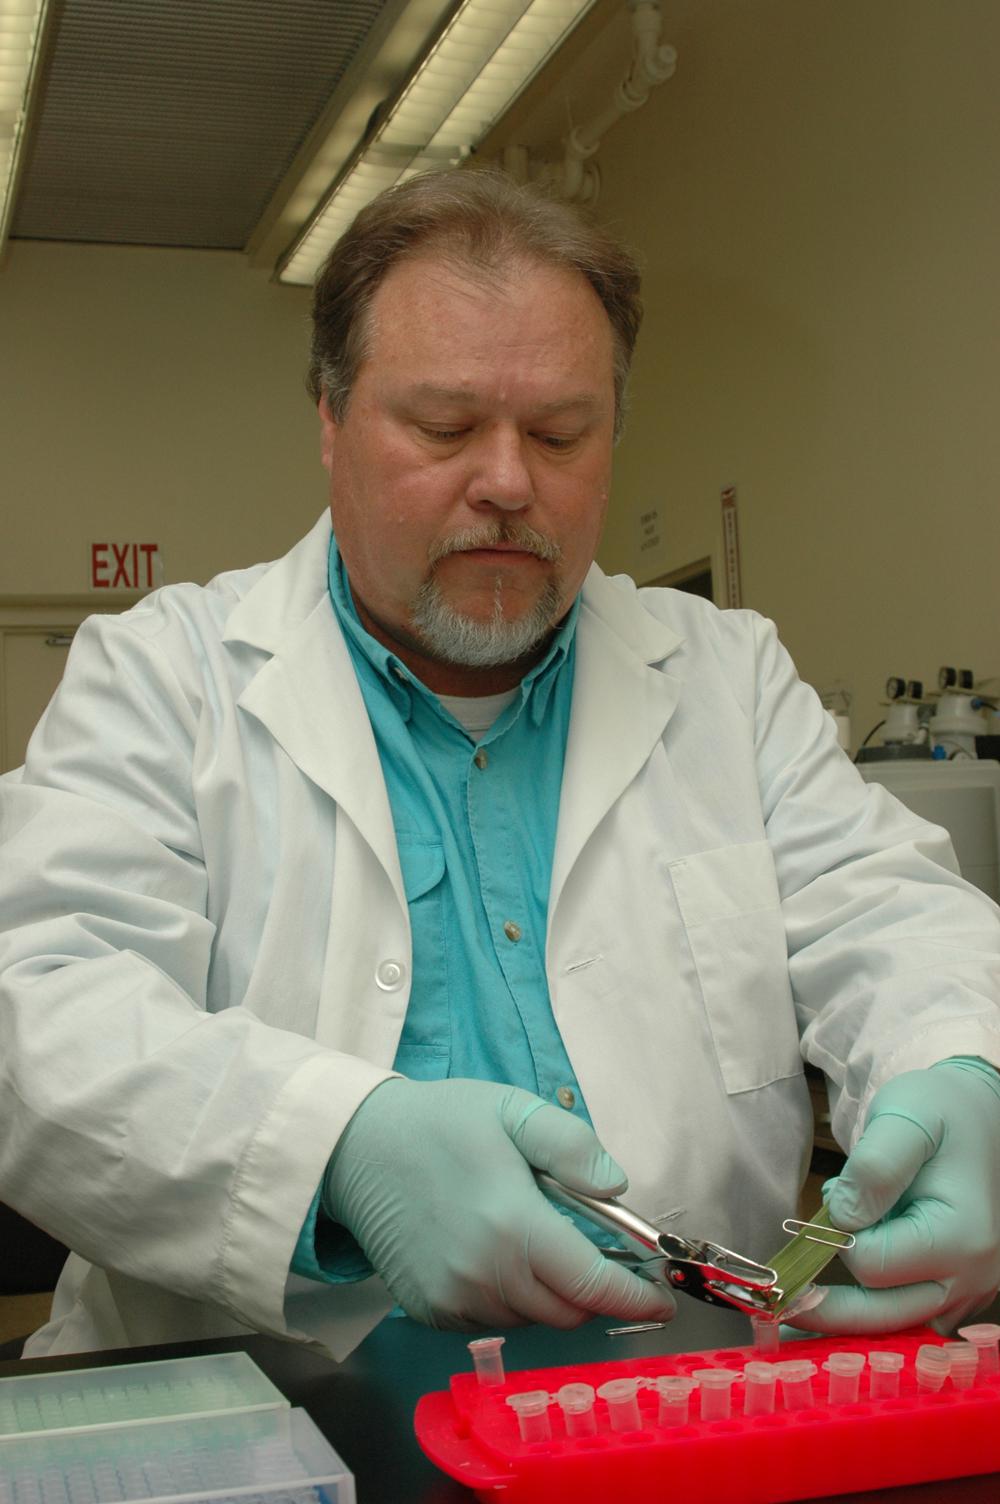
[2,513,999,1359]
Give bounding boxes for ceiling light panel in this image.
[0,0,51,249]
[280,0,595,285]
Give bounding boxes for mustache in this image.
[428,523,562,566]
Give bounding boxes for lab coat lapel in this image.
[550,568,683,919]
[224,518,406,912]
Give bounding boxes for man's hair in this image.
[306,168,642,439]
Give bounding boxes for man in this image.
[1,170,999,1360]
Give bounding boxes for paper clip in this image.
[780,1218,856,1251]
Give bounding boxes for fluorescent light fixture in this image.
[279,0,597,285]
[0,0,54,253]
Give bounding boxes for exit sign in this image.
[90,542,162,591]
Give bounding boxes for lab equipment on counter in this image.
[858,665,997,763]
[0,1352,284,1436]
[0,1354,354,1504]
[415,1327,1000,1502]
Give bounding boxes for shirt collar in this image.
[327,531,578,728]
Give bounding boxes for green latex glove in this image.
[786,1059,1000,1334]
[322,1077,678,1331]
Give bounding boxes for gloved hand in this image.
[786,1058,1000,1334]
[322,1077,678,1331]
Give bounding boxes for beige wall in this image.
[2,2,997,749]
[0,242,326,597]
[485,0,1000,747]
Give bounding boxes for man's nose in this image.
[465,429,534,511]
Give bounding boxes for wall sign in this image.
[637,506,662,555]
[90,542,162,591]
[720,487,742,608]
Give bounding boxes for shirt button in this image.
[473,749,488,770]
[503,920,522,943]
[375,959,406,991]
[556,1086,577,1110]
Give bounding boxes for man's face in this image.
[319,253,617,694]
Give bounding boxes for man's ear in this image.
[318,395,338,474]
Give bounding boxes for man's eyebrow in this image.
[399,383,604,416]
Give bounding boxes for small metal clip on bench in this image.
[535,1171,780,1316]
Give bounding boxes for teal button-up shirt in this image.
[329,536,584,1094]
[293,535,606,1280]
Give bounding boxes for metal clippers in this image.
[536,1171,780,1316]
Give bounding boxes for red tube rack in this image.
[414,1328,1000,1502]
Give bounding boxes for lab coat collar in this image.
[221,513,333,655]
[223,514,407,913]
[579,564,683,667]
[222,517,687,918]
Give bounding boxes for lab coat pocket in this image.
[669,841,802,1094]
[393,837,450,1078]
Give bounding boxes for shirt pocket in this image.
[394,836,450,1079]
[669,841,802,1094]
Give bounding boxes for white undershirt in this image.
[437,689,519,737]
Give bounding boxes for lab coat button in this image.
[503,920,522,942]
[473,749,488,769]
[375,959,406,991]
[556,1086,576,1110]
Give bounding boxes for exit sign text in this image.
[90,542,161,591]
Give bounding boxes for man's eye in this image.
[420,426,466,442]
[537,434,578,451]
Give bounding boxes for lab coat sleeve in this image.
[0,612,391,1341]
[745,615,1000,1148]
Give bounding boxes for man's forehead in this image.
[396,381,606,414]
[362,254,615,400]
[369,250,605,327]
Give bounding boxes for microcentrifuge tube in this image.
[943,1342,980,1390]
[506,1390,552,1443]
[957,1323,1000,1378]
[656,1375,697,1427]
[467,1336,506,1386]
[915,1345,951,1393]
[867,1351,904,1400]
[556,1383,597,1438]
[776,1359,818,1411]
[823,1352,866,1406]
[750,1313,781,1356]
[597,1377,643,1432]
[743,1361,778,1416]
[691,1368,740,1422]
